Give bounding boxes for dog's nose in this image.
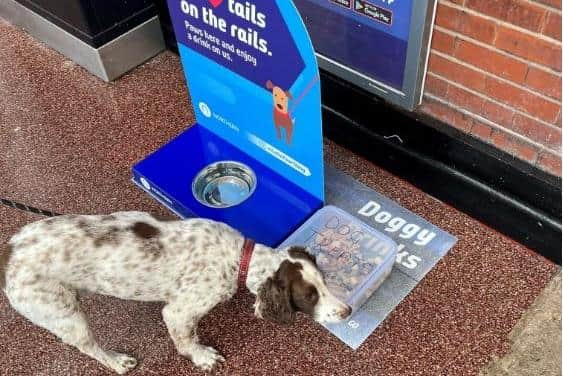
[340,305,352,319]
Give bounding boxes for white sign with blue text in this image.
[320,167,457,349]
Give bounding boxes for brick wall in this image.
[421,0,562,176]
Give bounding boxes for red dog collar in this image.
[238,238,256,291]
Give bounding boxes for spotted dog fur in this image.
[1,211,351,374]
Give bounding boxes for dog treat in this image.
[280,206,397,312]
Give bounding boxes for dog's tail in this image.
[0,244,13,290]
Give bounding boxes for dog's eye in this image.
[307,288,318,302]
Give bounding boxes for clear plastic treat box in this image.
[279,205,398,312]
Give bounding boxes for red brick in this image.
[534,0,562,10]
[420,98,474,131]
[450,111,476,132]
[513,139,540,162]
[435,3,462,30]
[425,74,449,97]
[466,0,511,21]
[485,77,561,123]
[437,6,498,44]
[420,98,444,116]
[466,0,546,32]
[430,30,457,54]
[447,84,485,113]
[489,130,540,165]
[459,12,498,44]
[542,11,562,41]
[435,5,497,44]
[495,26,562,71]
[454,39,528,83]
[505,1,546,32]
[537,153,562,176]
[482,100,515,126]
[525,67,562,100]
[428,53,487,92]
[471,121,493,140]
[490,129,513,149]
[511,113,562,148]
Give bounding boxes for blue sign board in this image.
[168,0,324,200]
[133,0,325,245]
[169,0,305,90]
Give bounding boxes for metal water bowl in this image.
[192,161,257,208]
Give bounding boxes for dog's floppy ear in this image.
[256,260,297,325]
[285,90,293,100]
[266,80,274,90]
[288,246,316,265]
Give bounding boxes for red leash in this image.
[238,238,256,291]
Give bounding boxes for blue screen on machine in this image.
[294,0,413,91]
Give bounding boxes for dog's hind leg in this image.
[6,280,137,374]
[162,300,224,371]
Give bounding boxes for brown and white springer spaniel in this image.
[1,211,351,374]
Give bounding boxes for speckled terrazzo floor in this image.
[0,17,558,376]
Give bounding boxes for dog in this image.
[266,80,294,145]
[1,211,351,374]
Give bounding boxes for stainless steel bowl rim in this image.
[192,160,257,208]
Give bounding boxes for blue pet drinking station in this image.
[133,0,326,246]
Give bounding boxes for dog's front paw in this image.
[190,345,225,371]
[107,350,138,374]
[253,299,263,319]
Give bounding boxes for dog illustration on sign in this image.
[265,75,320,146]
[266,80,295,145]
